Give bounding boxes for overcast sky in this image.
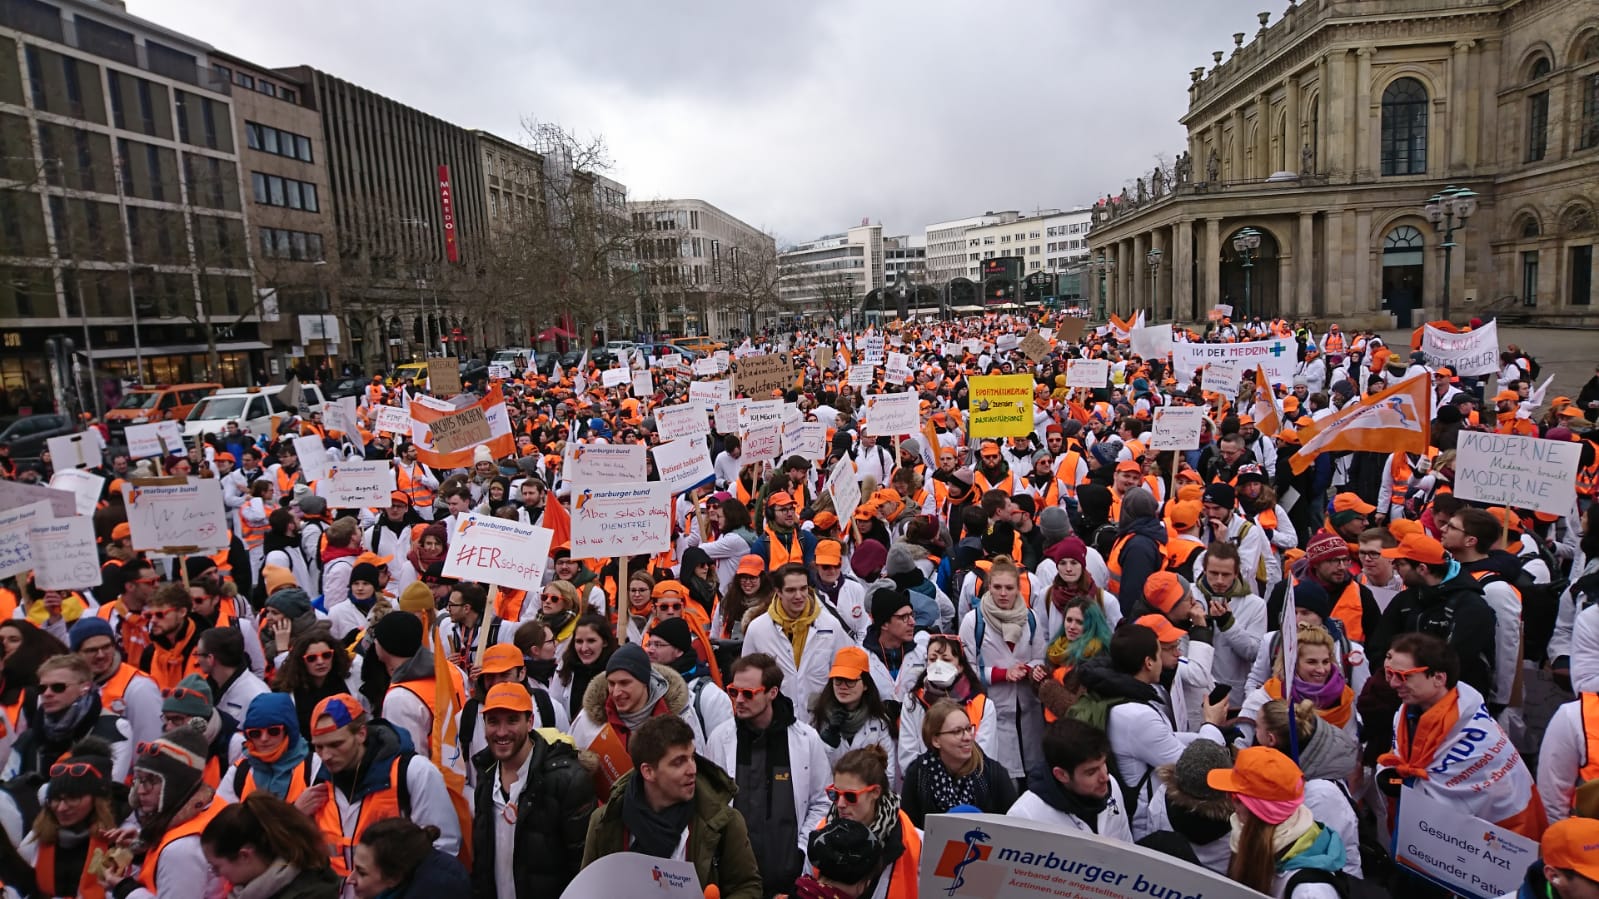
[132,0,1261,245]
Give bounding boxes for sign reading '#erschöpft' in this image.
[442,514,553,592]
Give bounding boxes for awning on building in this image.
[80,341,270,359]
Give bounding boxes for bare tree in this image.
[718,234,782,334]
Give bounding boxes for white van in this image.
[491,348,534,371]
[183,383,327,443]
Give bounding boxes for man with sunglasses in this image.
[10,655,133,782]
[72,615,163,747]
[139,583,206,692]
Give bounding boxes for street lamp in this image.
[1091,252,1114,321]
[1146,247,1163,320]
[1232,227,1262,320]
[1424,185,1478,322]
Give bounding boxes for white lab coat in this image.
[959,607,1048,780]
[740,604,852,716]
[1007,779,1133,843]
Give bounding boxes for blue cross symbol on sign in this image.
[1269,342,1287,357]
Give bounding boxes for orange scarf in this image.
[1262,677,1355,730]
[1377,688,1461,780]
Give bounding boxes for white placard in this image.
[847,365,874,387]
[124,421,185,460]
[440,513,554,592]
[122,478,229,551]
[712,401,741,435]
[1172,336,1298,387]
[324,460,392,509]
[995,333,1019,353]
[1148,406,1207,452]
[1392,786,1538,899]
[781,421,825,462]
[49,468,105,518]
[293,435,330,482]
[688,378,732,409]
[738,399,784,431]
[557,852,701,899]
[1454,431,1582,516]
[0,480,77,518]
[741,423,782,464]
[488,363,513,380]
[374,405,411,435]
[28,516,102,591]
[566,443,647,483]
[652,354,681,371]
[1214,303,1233,317]
[654,403,710,442]
[601,367,630,389]
[569,482,672,560]
[1129,323,1174,359]
[692,358,720,377]
[887,351,908,371]
[964,339,982,354]
[1200,360,1245,394]
[1065,359,1110,389]
[0,502,47,580]
[650,437,713,494]
[1422,321,1499,377]
[47,431,103,470]
[828,456,861,524]
[862,335,885,364]
[631,370,654,398]
[324,396,364,454]
[712,350,730,370]
[864,392,920,436]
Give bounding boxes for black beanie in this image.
[651,617,695,656]
[1294,580,1334,623]
[349,563,382,587]
[371,611,424,658]
[869,586,912,627]
[606,643,652,685]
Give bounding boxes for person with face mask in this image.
[895,635,997,776]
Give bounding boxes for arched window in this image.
[1518,214,1541,239]
[1581,36,1599,150]
[1381,77,1429,175]
[1383,225,1425,251]
[1529,56,1553,80]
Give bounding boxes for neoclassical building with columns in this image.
[1088,0,1599,329]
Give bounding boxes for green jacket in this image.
[581,757,762,899]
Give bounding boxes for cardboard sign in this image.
[814,346,833,371]
[654,403,710,442]
[569,482,673,560]
[631,370,654,398]
[919,813,1260,899]
[121,477,229,551]
[1454,431,1582,516]
[688,378,732,409]
[828,456,861,523]
[324,460,393,509]
[48,468,105,517]
[650,437,713,494]
[47,431,103,470]
[427,358,461,396]
[428,406,492,454]
[1392,786,1538,899]
[782,421,825,462]
[0,479,78,518]
[741,423,782,464]
[1056,317,1087,342]
[29,516,101,591]
[692,358,720,377]
[374,405,411,435]
[0,502,47,580]
[734,353,792,397]
[968,374,1035,438]
[1421,321,1499,377]
[441,513,553,591]
[125,421,185,460]
[557,852,701,899]
[864,392,920,437]
[1065,359,1110,389]
[601,367,630,389]
[293,435,331,482]
[1019,332,1051,362]
[1148,406,1207,452]
[566,443,647,484]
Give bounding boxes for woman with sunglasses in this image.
[273,626,361,740]
[217,693,316,804]
[812,746,921,899]
[813,648,899,790]
[895,635,995,777]
[200,793,341,899]
[557,614,616,723]
[537,580,582,656]
[711,556,775,642]
[900,698,1016,828]
[17,737,122,899]
[0,620,68,753]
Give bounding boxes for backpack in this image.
[1284,867,1351,899]
[1515,537,1570,664]
[1522,354,1541,380]
[1090,522,1119,559]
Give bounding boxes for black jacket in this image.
[470,732,595,899]
[1111,516,1169,619]
[1368,569,1497,696]
[900,749,1018,828]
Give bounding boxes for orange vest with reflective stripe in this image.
[397,462,435,508]
[317,755,406,878]
[275,467,302,497]
[1106,534,1133,596]
[230,757,312,802]
[973,469,1017,497]
[237,507,268,551]
[1577,451,1599,500]
[140,796,227,892]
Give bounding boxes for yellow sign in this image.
[967,374,1035,438]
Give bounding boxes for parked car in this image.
[104,383,220,444]
[670,336,726,355]
[183,383,326,444]
[324,376,370,401]
[0,413,76,461]
[637,342,703,362]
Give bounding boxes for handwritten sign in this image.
[1454,431,1582,516]
[569,483,672,560]
[427,358,461,396]
[125,421,185,460]
[650,437,713,494]
[0,479,78,518]
[688,378,731,409]
[996,333,1019,354]
[862,335,885,364]
[654,403,710,442]
[566,443,647,484]
[49,468,105,518]
[324,460,392,509]
[429,406,491,454]
[734,353,792,397]
[441,513,553,592]
[692,358,720,377]
[324,396,364,454]
[0,502,47,580]
[1019,332,1051,362]
[1129,323,1174,360]
[1392,786,1537,899]
[293,435,330,482]
[28,516,102,591]
[741,424,782,464]
[1148,406,1207,452]
[122,477,229,551]
[847,365,874,387]
[713,401,741,435]
[631,370,654,398]
[864,392,919,437]
[47,431,103,470]
[1056,317,1086,342]
[828,456,861,524]
[374,405,411,435]
[1065,359,1110,389]
[1200,360,1244,395]
[601,367,630,389]
[968,374,1035,438]
[738,399,784,431]
[782,421,825,462]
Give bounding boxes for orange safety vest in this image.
[397,462,435,508]
[142,619,203,692]
[0,587,16,621]
[37,833,112,899]
[765,526,803,569]
[387,670,468,758]
[1106,534,1134,596]
[1579,693,1599,796]
[229,756,312,802]
[317,756,407,878]
[1053,450,1087,495]
[237,507,268,551]
[98,663,149,717]
[140,796,227,892]
[1328,580,1366,643]
[367,384,386,405]
[1576,453,1599,500]
[98,601,149,662]
[275,467,302,497]
[973,468,1018,497]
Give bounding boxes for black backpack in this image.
[1514,538,1570,664]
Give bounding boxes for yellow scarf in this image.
[767,596,820,666]
[27,595,87,626]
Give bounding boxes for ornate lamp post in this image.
[1424,185,1477,322]
[1146,247,1163,320]
[1232,227,1261,320]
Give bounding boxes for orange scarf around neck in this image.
[1377,687,1461,780]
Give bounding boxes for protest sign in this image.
[1129,323,1175,360]
[828,457,861,523]
[49,468,104,517]
[47,431,103,470]
[1421,321,1499,377]
[0,479,77,518]
[1172,336,1297,387]
[783,402,803,429]
[1019,332,1051,362]
[814,346,833,371]
[29,516,102,590]
[487,363,513,380]
[688,378,731,409]
[566,443,647,483]
[847,365,874,387]
[1392,786,1537,899]
[0,502,47,580]
[713,401,740,435]
[557,852,701,899]
[441,514,553,592]
[886,360,913,383]
[1064,359,1110,389]
[964,339,983,355]
[1200,360,1245,395]
[121,477,230,550]
[968,374,1035,438]
[713,350,730,370]
[292,435,331,482]
[428,406,492,454]
[124,421,186,460]
[374,405,411,435]
[601,367,630,389]
[734,353,792,397]
[741,423,782,463]
[654,403,710,442]
[1454,431,1581,516]
[324,461,392,509]
[632,370,654,397]
[652,353,680,370]
[738,398,784,431]
[1055,317,1086,342]
[1148,406,1207,452]
[650,437,713,494]
[919,813,1259,899]
[995,333,1019,353]
[692,358,720,377]
[887,351,909,372]
[427,358,461,395]
[864,392,920,436]
[325,396,365,453]
[569,483,672,560]
[862,335,886,364]
[782,421,825,462]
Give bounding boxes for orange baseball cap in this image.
[1206,746,1305,803]
[814,540,843,567]
[356,551,394,568]
[1135,613,1186,644]
[1494,389,1520,403]
[482,682,534,715]
[767,491,794,508]
[1332,493,1375,515]
[1486,507,1522,536]
[1542,816,1599,881]
[737,554,765,577]
[1388,519,1425,541]
[828,646,871,681]
[1143,571,1187,614]
[651,579,689,600]
[1168,500,1202,530]
[1236,414,1255,427]
[1382,533,1447,565]
[480,644,524,675]
[1115,459,1142,474]
[1277,429,1301,445]
[812,512,839,532]
[111,522,132,541]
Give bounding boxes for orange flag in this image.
[543,490,572,549]
[1251,365,1283,437]
[1289,373,1432,474]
